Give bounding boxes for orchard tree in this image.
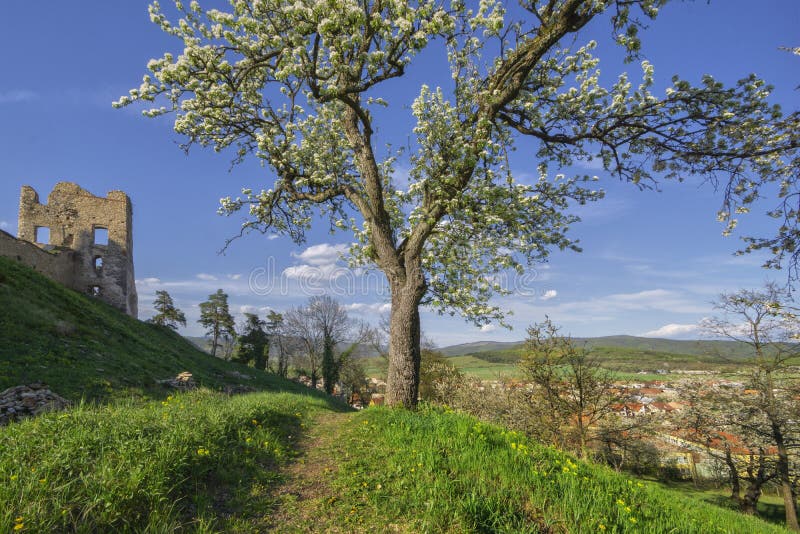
[702,284,800,530]
[521,317,617,457]
[117,0,799,407]
[198,289,236,357]
[148,290,187,330]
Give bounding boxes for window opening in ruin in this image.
[94,256,103,274]
[35,226,50,244]
[94,227,109,246]
[89,285,102,297]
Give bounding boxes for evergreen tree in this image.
[147,290,186,330]
[265,311,287,376]
[198,289,236,358]
[236,313,269,370]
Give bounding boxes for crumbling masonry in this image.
[0,182,137,317]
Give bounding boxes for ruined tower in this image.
[8,182,138,317]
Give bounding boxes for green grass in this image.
[0,389,346,533]
[327,405,787,533]
[0,256,305,401]
[653,480,787,527]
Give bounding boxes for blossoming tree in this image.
[117,0,798,407]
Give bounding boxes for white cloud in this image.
[136,277,162,286]
[292,243,348,266]
[557,289,707,315]
[0,90,37,104]
[479,324,498,333]
[283,243,352,282]
[0,221,9,230]
[343,302,391,314]
[267,234,279,240]
[541,289,558,301]
[227,273,242,280]
[640,322,703,339]
[283,263,345,281]
[196,273,218,281]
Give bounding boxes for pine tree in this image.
[198,289,235,358]
[148,290,186,330]
[236,313,269,370]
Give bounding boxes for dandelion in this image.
[616,499,625,506]
[598,525,606,531]
[39,478,47,484]
[630,517,638,524]
[197,447,210,456]
[10,475,18,481]
[13,523,24,531]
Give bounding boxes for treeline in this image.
[147,289,370,398]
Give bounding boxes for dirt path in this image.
[264,410,354,532]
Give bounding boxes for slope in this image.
[0,256,304,401]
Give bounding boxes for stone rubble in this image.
[158,371,197,390]
[0,383,70,426]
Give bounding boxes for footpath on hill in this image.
[264,410,354,532]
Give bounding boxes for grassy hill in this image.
[0,258,790,531]
[0,392,788,532]
[439,335,762,360]
[0,256,307,401]
[433,335,769,379]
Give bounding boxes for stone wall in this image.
[0,230,76,287]
[1,182,137,317]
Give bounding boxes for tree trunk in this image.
[777,439,800,531]
[742,483,762,515]
[386,281,424,408]
[211,323,219,357]
[724,446,742,505]
[322,334,336,395]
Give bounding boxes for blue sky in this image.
[1,1,797,345]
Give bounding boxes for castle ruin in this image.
[0,182,137,317]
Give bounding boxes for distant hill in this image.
[0,256,308,401]
[438,340,526,356]
[438,335,760,360]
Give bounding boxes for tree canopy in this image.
[118,0,798,406]
[147,290,187,330]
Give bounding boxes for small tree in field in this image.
[118,0,799,407]
[521,317,617,458]
[148,290,186,330]
[198,289,236,357]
